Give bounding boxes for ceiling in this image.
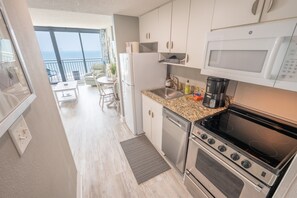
[27,0,171,16]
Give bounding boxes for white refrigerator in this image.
[120,53,166,135]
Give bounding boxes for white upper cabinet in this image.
[158,0,190,53]
[139,9,159,43]
[158,3,172,53]
[186,0,215,69]
[211,0,265,30]
[261,0,297,22]
[170,0,191,53]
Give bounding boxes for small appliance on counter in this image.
[203,77,229,109]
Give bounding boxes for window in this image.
[35,27,108,82]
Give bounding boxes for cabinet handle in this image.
[148,110,151,116]
[166,41,169,49]
[148,33,150,39]
[251,0,259,15]
[171,41,173,49]
[151,112,154,118]
[267,0,275,13]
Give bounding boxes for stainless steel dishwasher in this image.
[162,108,191,173]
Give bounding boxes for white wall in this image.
[0,1,77,198]
[234,82,297,124]
[168,65,238,96]
[29,8,113,29]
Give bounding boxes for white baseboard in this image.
[77,173,82,198]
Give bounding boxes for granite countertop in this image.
[142,90,226,122]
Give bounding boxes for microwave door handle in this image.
[264,37,285,79]
[251,0,260,15]
[267,0,275,13]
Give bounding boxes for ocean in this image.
[41,50,103,60]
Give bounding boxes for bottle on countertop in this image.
[184,80,191,94]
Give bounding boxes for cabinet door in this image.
[142,95,152,141]
[212,0,265,30]
[139,9,158,43]
[170,0,191,53]
[139,14,149,43]
[261,0,297,22]
[186,0,214,68]
[150,100,163,151]
[158,2,172,53]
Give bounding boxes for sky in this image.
[35,31,102,52]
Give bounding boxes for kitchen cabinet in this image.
[158,0,191,53]
[157,3,172,53]
[185,0,215,69]
[212,0,297,30]
[139,9,158,43]
[142,94,163,151]
[170,0,191,53]
[211,0,265,30]
[261,0,297,22]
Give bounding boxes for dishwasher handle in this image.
[166,116,182,128]
[163,107,191,132]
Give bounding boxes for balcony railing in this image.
[44,58,104,83]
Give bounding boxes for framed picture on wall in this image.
[0,4,36,138]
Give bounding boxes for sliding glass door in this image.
[35,31,61,83]
[35,27,108,83]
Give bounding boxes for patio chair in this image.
[46,68,58,84]
[84,64,105,86]
[94,74,114,110]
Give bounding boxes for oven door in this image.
[185,136,270,198]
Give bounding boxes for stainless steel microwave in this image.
[201,19,297,92]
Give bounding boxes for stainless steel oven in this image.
[185,136,270,198]
[184,105,297,198]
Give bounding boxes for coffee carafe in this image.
[203,77,229,109]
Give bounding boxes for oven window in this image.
[196,150,244,198]
[209,50,267,72]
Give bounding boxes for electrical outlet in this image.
[9,116,32,156]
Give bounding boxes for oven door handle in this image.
[190,137,264,192]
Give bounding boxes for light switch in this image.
[9,116,32,156]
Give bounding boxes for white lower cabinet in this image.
[142,94,163,151]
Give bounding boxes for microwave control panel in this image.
[278,36,297,82]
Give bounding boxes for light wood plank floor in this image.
[58,85,193,198]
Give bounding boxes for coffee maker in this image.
[203,77,229,109]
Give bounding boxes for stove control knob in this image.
[231,153,240,161]
[218,145,227,152]
[241,160,252,169]
[208,138,215,145]
[201,134,208,140]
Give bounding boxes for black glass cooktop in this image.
[199,105,297,168]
